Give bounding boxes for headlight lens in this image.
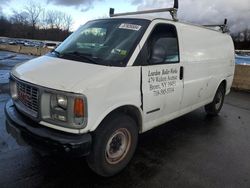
[57,95,68,109]
[50,94,68,122]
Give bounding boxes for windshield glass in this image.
[51,19,150,67]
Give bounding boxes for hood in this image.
[12,55,117,93]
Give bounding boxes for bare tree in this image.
[45,10,63,30]
[243,29,250,42]
[44,10,73,31]
[63,14,73,32]
[39,10,48,29]
[45,10,57,29]
[24,1,43,29]
[54,11,65,30]
[11,10,29,25]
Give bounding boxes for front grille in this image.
[16,81,39,117]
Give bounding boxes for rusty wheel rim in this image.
[105,128,131,164]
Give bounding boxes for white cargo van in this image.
[5,0,235,177]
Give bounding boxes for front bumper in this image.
[5,99,92,157]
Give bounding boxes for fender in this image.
[79,102,143,134]
[210,79,227,102]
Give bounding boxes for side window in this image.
[134,24,179,66]
[151,37,179,64]
[148,24,179,65]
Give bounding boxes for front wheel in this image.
[87,113,138,177]
[205,83,225,116]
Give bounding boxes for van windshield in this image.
[51,19,150,67]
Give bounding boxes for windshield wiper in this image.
[62,51,98,65]
[51,49,62,57]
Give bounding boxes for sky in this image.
[0,0,250,33]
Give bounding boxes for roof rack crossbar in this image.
[203,19,229,33]
[109,0,179,21]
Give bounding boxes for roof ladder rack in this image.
[203,19,229,33]
[109,0,179,21]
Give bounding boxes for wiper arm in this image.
[63,51,98,64]
[51,49,61,57]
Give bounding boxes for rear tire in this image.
[86,113,138,177]
[205,83,225,116]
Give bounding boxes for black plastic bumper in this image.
[5,99,92,157]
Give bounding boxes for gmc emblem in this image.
[18,91,31,102]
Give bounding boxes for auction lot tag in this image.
[119,23,142,31]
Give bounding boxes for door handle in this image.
[180,66,184,80]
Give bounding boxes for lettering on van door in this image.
[148,68,178,96]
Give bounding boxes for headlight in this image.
[50,94,68,122]
[45,92,87,128]
[57,95,68,109]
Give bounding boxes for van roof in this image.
[107,0,228,34]
[107,15,226,34]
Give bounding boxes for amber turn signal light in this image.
[74,98,84,117]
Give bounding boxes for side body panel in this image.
[138,20,184,132]
[178,23,235,115]
[141,63,183,132]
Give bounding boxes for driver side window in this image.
[134,23,179,66]
[148,24,179,65]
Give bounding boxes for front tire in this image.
[205,83,225,116]
[87,113,138,177]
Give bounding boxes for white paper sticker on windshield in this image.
[119,23,142,31]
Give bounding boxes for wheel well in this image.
[220,80,227,93]
[102,105,142,133]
